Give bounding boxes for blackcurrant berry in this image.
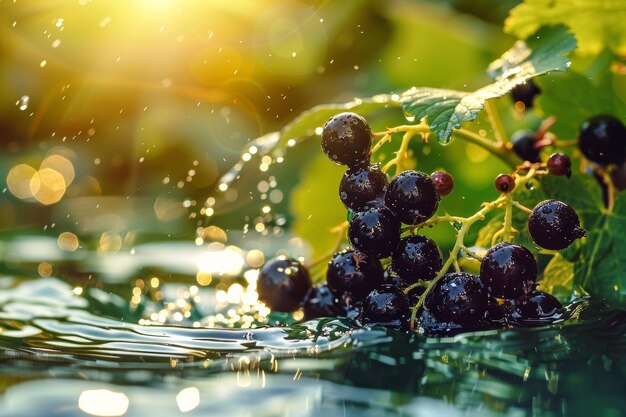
[495,174,515,193]
[302,284,343,320]
[360,284,411,329]
[391,235,442,284]
[257,256,311,312]
[578,115,626,165]
[339,164,387,211]
[326,249,384,305]
[383,266,424,304]
[510,80,541,109]
[528,200,586,250]
[321,112,372,167]
[385,170,440,225]
[511,131,541,163]
[510,291,562,322]
[348,206,401,258]
[425,272,488,325]
[431,171,454,196]
[485,297,508,323]
[479,242,537,299]
[547,153,572,178]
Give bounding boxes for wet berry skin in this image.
[339,164,388,211]
[547,153,572,178]
[302,284,344,320]
[360,284,411,329]
[425,272,488,325]
[510,291,562,322]
[321,112,372,167]
[257,257,311,312]
[431,171,454,196]
[348,206,401,258]
[511,131,541,163]
[326,249,384,305]
[495,174,515,193]
[385,170,440,225]
[479,242,537,299]
[383,266,424,304]
[578,115,626,165]
[391,235,442,284]
[528,200,586,250]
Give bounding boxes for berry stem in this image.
[452,129,519,168]
[484,100,508,144]
[410,195,506,329]
[382,130,415,174]
[600,169,616,215]
[460,245,484,260]
[502,193,514,242]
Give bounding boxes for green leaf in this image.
[290,152,346,264]
[535,70,626,139]
[400,25,576,143]
[505,0,626,56]
[539,253,575,301]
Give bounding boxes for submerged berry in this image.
[431,171,454,196]
[385,170,440,225]
[578,115,626,165]
[528,200,586,250]
[479,242,537,299]
[360,284,410,329]
[326,249,384,305]
[425,272,488,325]
[391,235,442,284]
[321,112,372,167]
[339,164,387,211]
[257,257,311,312]
[348,206,401,258]
[510,291,562,322]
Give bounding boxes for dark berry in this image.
[348,206,401,258]
[391,235,442,284]
[510,291,562,322]
[257,257,311,312]
[511,131,541,163]
[479,242,537,299]
[326,249,384,305]
[425,272,488,325]
[339,164,387,211]
[430,171,454,196]
[528,200,586,250]
[485,297,508,323]
[547,153,572,178]
[578,115,626,165]
[610,163,626,191]
[360,284,411,329]
[321,112,372,167]
[510,80,541,109]
[302,284,343,320]
[495,174,515,193]
[385,170,440,225]
[383,266,424,304]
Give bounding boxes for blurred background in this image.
[0,0,525,287]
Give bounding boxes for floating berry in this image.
[360,284,410,329]
[425,272,488,325]
[257,256,311,312]
[510,291,562,323]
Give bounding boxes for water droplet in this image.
[16,95,29,111]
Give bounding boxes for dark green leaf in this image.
[400,25,576,143]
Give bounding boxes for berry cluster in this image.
[256,112,587,336]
